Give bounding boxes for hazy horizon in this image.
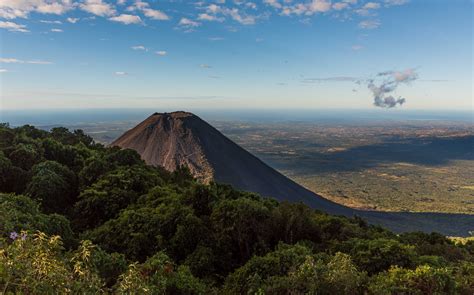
[2,108,472,127]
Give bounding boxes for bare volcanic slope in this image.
[111,112,215,183]
[111,112,474,236]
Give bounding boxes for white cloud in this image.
[114,71,128,75]
[155,50,167,56]
[308,0,332,13]
[198,13,224,22]
[351,44,363,50]
[51,28,63,32]
[358,19,380,29]
[332,2,349,10]
[302,76,359,83]
[67,17,79,23]
[207,4,220,14]
[37,1,73,14]
[0,58,52,64]
[0,58,21,63]
[126,0,147,10]
[178,17,201,28]
[264,0,282,9]
[279,0,332,16]
[354,8,371,16]
[265,0,403,23]
[80,0,116,17]
[0,69,8,73]
[40,20,62,24]
[227,8,256,25]
[0,0,409,36]
[26,60,53,64]
[356,1,391,16]
[204,5,257,25]
[208,37,224,41]
[363,2,381,9]
[109,14,142,24]
[142,8,169,20]
[0,21,29,32]
[246,2,257,9]
[126,0,169,20]
[0,0,73,19]
[385,0,409,6]
[389,68,418,83]
[0,8,28,19]
[131,45,147,51]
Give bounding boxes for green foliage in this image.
[50,127,93,147]
[0,194,74,246]
[0,232,103,294]
[223,243,313,293]
[26,161,77,214]
[0,126,15,149]
[105,147,144,167]
[368,265,457,295]
[8,143,42,170]
[224,245,367,294]
[210,197,272,265]
[400,231,469,262]
[339,238,417,275]
[285,252,367,295]
[452,261,474,294]
[0,152,29,193]
[0,124,473,294]
[42,138,86,172]
[267,202,322,246]
[91,247,128,288]
[78,155,110,187]
[74,165,163,230]
[115,252,208,294]
[87,207,166,261]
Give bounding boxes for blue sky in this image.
[0,0,472,110]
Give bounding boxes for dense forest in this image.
[0,123,473,294]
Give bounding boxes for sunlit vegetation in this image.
[1,123,473,294]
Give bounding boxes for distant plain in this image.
[215,120,474,214]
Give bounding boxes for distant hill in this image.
[112,112,474,236]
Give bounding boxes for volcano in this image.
[112,112,474,236]
[112,111,349,215]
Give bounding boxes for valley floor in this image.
[214,120,474,215]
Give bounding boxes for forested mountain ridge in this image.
[0,123,473,294]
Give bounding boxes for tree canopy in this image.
[0,123,473,294]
